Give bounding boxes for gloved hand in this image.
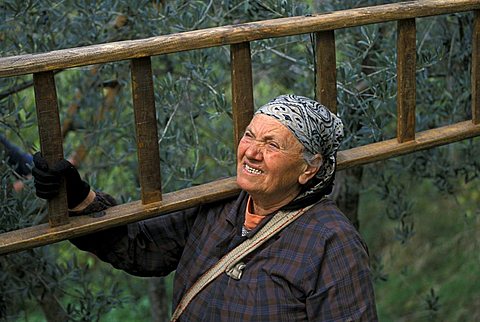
[32,152,90,209]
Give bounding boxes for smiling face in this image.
[236,114,318,211]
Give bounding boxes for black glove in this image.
[32,152,90,209]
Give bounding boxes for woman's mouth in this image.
[244,163,263,175]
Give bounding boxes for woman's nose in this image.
[244,141,263,160]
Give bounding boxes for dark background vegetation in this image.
[0,0,479,321]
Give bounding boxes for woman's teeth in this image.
[245,164,262,174]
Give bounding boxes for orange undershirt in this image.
[244,196,267,230]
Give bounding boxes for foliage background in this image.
[0,0,479,321]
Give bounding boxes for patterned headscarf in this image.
[255,94,344,202]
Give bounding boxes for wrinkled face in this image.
[236,114,309,203]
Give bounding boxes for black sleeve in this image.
[70,191,200,277]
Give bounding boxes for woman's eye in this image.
[268,142,280,149]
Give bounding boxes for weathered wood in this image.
[473,10,480,124]
[397,19,417,143]
[231,42,254,146]
[0,177,241,255]
[315,30,337,113]
[33,72,69,227]
[1,0,479,78]
[338,121,480,170]
[1,120,479,255]
[131,57,162,204]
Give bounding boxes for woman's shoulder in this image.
[296,197,360,239]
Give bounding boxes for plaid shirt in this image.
[72,191,378,321]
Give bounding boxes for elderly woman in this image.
[33,94,378,321]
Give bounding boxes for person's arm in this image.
[71,203,200,277]
[305,228,378,321]
[0,134,33,177]
[32,153,199,277]
[1,135,34,191]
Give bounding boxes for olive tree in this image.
[1,0,478,321]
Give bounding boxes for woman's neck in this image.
[250,192,299,216]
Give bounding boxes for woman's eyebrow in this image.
[262,135,278,142]
[244,126,284,143]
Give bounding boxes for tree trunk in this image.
[332,167,364,230]
[149,277,170,322]
[36,291,68,322]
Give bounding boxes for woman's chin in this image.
[236,175,260,193]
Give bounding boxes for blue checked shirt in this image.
[72,191,378,321]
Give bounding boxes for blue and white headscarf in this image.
[256,94,344,201]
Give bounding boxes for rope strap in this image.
[170,203,315,322]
